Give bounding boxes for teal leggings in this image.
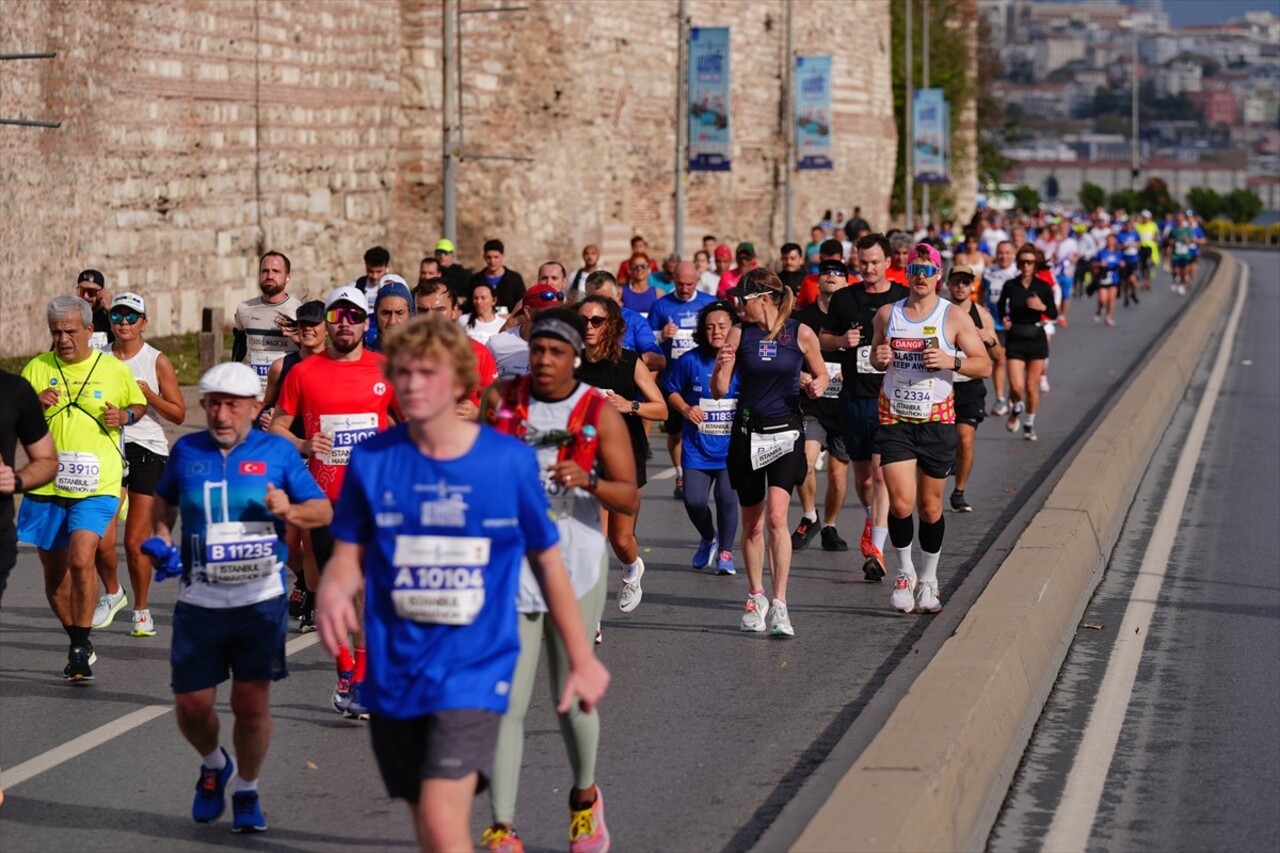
[489,562,607,825]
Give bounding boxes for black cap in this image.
[77,269,105,288]
[818,259,848,277]
[296,300,326,325]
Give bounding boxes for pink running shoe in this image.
[569,788,611,853]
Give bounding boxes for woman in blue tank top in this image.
[710,269,828,638]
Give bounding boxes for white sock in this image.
[622,559,642,583]
[235,777,258,793]
[863,504,873,519]
[202,748,227,770]
[920,549,941,585]
[1025,413,1036,427]
[872,526,889,552]
[896,546,916,578]
[802,511,818,524]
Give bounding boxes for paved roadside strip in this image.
[791,252,1240,853]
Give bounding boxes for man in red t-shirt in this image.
[271,285,400,720]
[797,238,861,307]
[885,233,913,285]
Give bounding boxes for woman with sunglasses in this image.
[620,253,659,317]
[462,281,506,346]
[107,293,186,637]
[1092,233,1123,327]
[996,244,1058,441]
[712,269,828,638]
[664,300,740,574]
[574,296,668,616]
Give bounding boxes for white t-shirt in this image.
[696,270,720,296]
[460,314,507,346]
[487,329,530,381]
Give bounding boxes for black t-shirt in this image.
[793,303,839,424]
[996,277,1059,333]
[1,369,50,557]
[440,263,471,299]
[92,307,116,345]
[467,269,526,314]
[574,352,648,473]
[822,282,909,399]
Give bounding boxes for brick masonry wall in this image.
[1,0,918,357]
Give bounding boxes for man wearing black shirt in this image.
[76,269,114,350]
[468,238,526,313]
[434,238,471,297]
[0,369,58,602]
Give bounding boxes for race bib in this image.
[749,429,799,470]
[823,362,843,398]
[671,328,696,360]
[1174,241,1190,255]
[56,451,101,493]
[697,397,737,435]
[203,521,278,584]
[317,413,379,466]
[855,345,883,375]
[390,535,490,625]
[89,332,111,353]
[889,374,935,420]
[249,351,276,394]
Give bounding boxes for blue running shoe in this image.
[344,681,370,721]
[192,749,234,823]
[692,537,717,570]
[331,669,354,714]
[716,551,736,576]
[231,791,267,833]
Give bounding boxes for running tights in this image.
[490,561,607,825]
[681,467,739,547]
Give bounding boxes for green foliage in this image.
[1078,182,1107,211]
[1138,178,1180,218]
[1185,186,1223,221]
[1011,185,1041,212]
[1222,188,1263,224]
[1107,189,1143,212]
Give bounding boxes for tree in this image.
[1222,188,1263,224]
[1138,177,1179,218]
[1186,186,1223,221]
[1107,189,1142,213]
[1012,185,1041,212]
[1079,182,1107,211]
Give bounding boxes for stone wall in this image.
[1,0,901,357]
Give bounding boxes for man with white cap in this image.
[151,361,329,832]
[270,285,400,718]
[232,251,301,397]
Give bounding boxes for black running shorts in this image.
[370,710,501,803]
[877,421,958,479]
[953,381,987,427]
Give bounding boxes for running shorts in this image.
[124,443,167,497]
[877,421,958,479]
[727,415,807,507]
[16,494,120,551]
[802,414,850,463]
[371,710,502,802]
[839,396,881,463]
[171,596,289,694]
[953,381,987,427]
[1004,325,1049,362]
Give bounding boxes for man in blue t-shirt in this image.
[315,316,609,852]
[152,362,331,833]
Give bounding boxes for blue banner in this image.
[913,88,949,184]
[689,27,731,172]
[795,55,833,170]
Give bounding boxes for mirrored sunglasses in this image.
[109,311,144,325]
[326,306,368,325]
[906,263,940,278]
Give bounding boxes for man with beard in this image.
[232,252,301,398]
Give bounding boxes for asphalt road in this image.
[989,250,1280,853]
[0,260,1223,853]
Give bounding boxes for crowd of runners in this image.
[0,203,1206,850]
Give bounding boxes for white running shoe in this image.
[92,588,128,629]
[740,592,769,632]
[130,609,157,637]
[1039,375,1051,393]
[916,581,943,614]
[890,573,917,613]
[768,599,795,638]
[618,559,645,613]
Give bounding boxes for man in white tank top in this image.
[869,244,990,615]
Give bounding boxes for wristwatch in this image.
[630,400,640,414]
[587,471,599,491]
[953,355,962,371]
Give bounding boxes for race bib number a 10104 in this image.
[391,535,491,625]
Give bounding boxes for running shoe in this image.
[64,645,96,681]
[716,551,736,575]
[332,669,355,715]
[991,399,1010,416]
[740,592,769,633]
[862,551,886,583]
[288,578,306,619]
[768,600,795,638]
[1024,425,1038,442]
[130,609,157,637]
[1039,374,1051,393]
[1056,316,1068,328]
[1131,293,1139,305]
[890,573,918,613]
[672,476,684,500]
[860,518,874,557]
[192,748,234,823]
[1093,312,1102,324]
[482,824,525,853]
[692,537,718,570]
[950,490,972,513]
[298,599,317,633]
[594,624,603,645]
[92,588,128,629]
[1104,315,1115,327]
[617,558,644,613]
[231,790,267,833]
[1006,411,1020,432]
[790,517,819,551]
[344,681,370,721]
[916,581,943,614]
[820,525,849,552]
[568,788,610,853]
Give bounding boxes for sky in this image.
[1161,0,1274,27]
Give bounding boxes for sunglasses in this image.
[906,263,940,278]
[740,290,768,302]
[326,306,368,325]
[78,286,102,297]
[630,264,648,271]
[948,275,974,286]
[1018,258,1038,266]
[109,311,144,325]
[527,290,565,304]
[583,315,608,327]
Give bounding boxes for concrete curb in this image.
[792,251,1239,852]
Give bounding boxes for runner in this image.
[17,296,147,679]
[462,281,507,345]
[1167,212,1196,295]
[582,271,665,374]
[479,308,636,852]
[792,259,853,553]
[232,251,301,398]
[414,285,499,422]
[75,269,115,352]
[0,369,57,602]
[820,233,910,581]
[151,361,330,832]
[104,293,187,637]
[575,295,668,613]
[1135,210,1161,292]
[868,244,990,614]
[952,231,989,291]
[712,269,828,637]
[980,241,1018,416]
[1116,217,1142,308]
[943,267,1003,512]
[270,285,400,718]
[487,284,568,381]
[998,245,1058,441]
[367,278,416,353]
[1092,233,1123,326]
[663,300,741,575]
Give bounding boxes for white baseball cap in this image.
[378,273,408,290]
[198,362,261,398]
[325,285,367,310]
[110,292,146,314]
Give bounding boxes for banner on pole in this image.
[912,88,949,185]
[795,55,833,170]
[689,27,731,172]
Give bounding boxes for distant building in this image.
[1005,151,1248,206]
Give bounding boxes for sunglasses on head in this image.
[109,310,143,325]
[326,306,368,325]
[906,263,940,278]
[527,290,565,304]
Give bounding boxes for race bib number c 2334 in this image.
[889,374,935,420]
[202,521,279,584]
[391,534,492,625]
[317,413,379,466]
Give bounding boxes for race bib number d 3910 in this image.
[56,451,101,494]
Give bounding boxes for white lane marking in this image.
[3,630,324,792]
[650,465,677,481]
[1042,264,1250,851]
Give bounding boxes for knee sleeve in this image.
[888,512,914,549]
[919,516,945,554]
